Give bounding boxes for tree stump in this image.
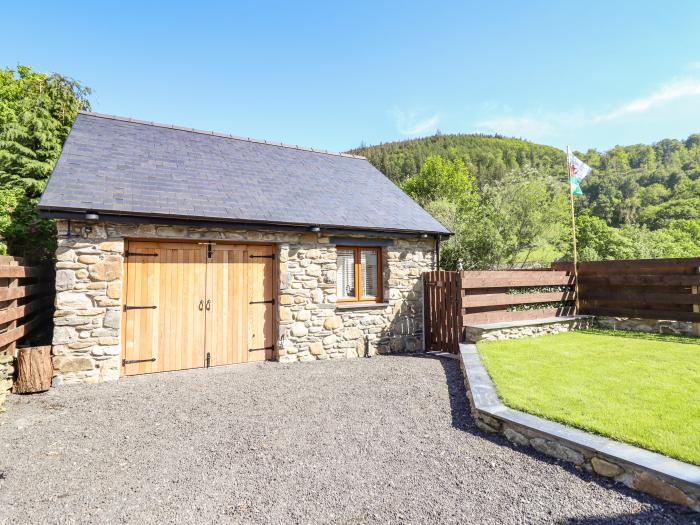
[14,345,52,394]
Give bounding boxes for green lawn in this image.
[478,329,700,465]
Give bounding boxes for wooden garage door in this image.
[122,241,274,376]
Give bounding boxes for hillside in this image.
[349,133,700,267]
[348,134,564,187]
[349,133,700,231]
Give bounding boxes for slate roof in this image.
[39,112,450,235]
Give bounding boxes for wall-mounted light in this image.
[85,212,99,221]
[420,233,429,239]
[309,226,321,233]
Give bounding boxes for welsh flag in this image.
[567,146,591,196]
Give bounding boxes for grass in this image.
[477,329,700,465]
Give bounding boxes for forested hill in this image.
[348,132,700,231]
[348,134,564,187]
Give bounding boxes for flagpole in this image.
[567,152,580,313]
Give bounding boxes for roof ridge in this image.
[77,111,367,160]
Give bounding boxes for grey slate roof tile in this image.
[38,112,450,234]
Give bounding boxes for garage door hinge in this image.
[249,254,275,260]
[125,251,158,257]
[249,299,275,305]
[249,345,274,352]
[122,357,156,366]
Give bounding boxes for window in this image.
[336,247,382,302]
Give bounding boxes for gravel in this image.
[0,355,696,524]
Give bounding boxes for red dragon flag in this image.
[567,146,592,196]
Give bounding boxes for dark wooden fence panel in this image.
[553,258,700,324]
[460,270,576,326]
[424,271,461,353]
[0,256,54,356]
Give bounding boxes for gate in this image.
[423,271,462,354]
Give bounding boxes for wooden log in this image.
[14,345,52,394]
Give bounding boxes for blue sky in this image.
[3,1,700,153]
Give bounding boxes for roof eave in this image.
[38,207,452,238]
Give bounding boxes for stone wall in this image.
[481,414,700,511]
[0,354,13,412]
[464,317,593,343]
[278,239,431,362]
[459,343,700,512]
[52,220,435,383]
[595,316,700,337]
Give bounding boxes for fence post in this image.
[6,274,18,356]
[0,257,20,356]
[457,271,463,349]
[693,266,700,336]
[422,273,427,352]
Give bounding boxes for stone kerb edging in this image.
[458,343,700,512]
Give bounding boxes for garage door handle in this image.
[206,299,212,310]
[123,305,157,311]
[123,357,156,365]
[199,299,204,310]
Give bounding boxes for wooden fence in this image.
[424,269,575,353]
[460,270,576,325]
[424,257,700,353]
[0,256,54,356]
[553,257,700,325]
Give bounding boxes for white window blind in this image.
[361,250,378,298]
[337,249,355,299]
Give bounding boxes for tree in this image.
[355,129,700,266]
[402,156,501,269]
[402,155,477,210]
[560,215,620,261]
[0,65,91,259]
[484,167,568,265]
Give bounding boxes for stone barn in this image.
[38,112,449,384]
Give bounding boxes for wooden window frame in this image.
[336,246,383,303]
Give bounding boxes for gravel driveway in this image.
[0,355,696,524]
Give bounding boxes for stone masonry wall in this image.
[0,354,13,412]
[52,220,435,383]
[595,316,700,337]
[277,238,433,362]
[464,318,593,343]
